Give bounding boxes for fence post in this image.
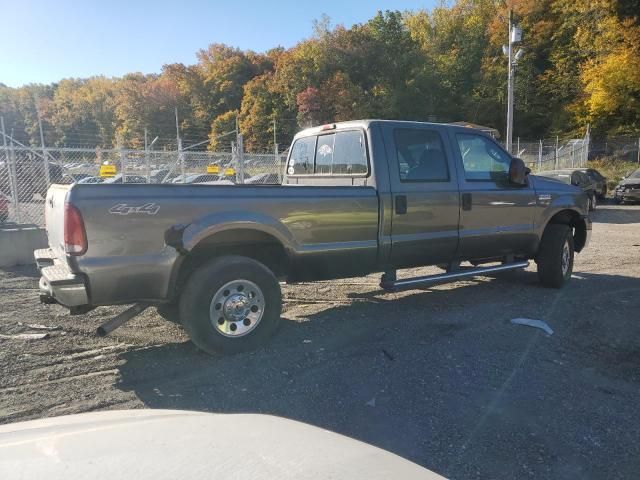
[1,119,21,223]
[555,136,559,170]
[571,143,575,168]
[37,106,51,186]
[583,124,590,167]
[275,143,281,183]
[178,138,185,183]
[144,128,150,183]
[637,137,640,164]
[237,134,245,184]
[538,139,542,171]
[118,139,126,182]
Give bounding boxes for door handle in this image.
[462,193,472,211]
[395,195,407,214]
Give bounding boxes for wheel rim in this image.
[209,279,264,337]
[592,195,597,209]
[561,240,571,276]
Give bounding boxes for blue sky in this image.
[0,0,436,87]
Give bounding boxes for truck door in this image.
[384,125,460,269]
[449,130,536,260]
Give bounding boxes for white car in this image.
[0,410,442,480]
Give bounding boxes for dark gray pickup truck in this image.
[35,120,591,354]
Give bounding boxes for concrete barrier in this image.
[0,224,47,267]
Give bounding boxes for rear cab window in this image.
[287,130,368,177]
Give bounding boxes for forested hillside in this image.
[1,0,638,151]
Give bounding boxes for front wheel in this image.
[535,224,574,288]
[179,256,282,355]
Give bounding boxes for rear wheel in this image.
[536,224,574,288]
[179,256,281,355]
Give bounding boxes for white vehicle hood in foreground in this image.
[0,409,444,480]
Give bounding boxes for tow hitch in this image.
[97,303,150,337]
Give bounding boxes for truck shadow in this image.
[115,269,640,474]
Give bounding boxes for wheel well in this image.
[546,209,587,252]
[172,229,289,300]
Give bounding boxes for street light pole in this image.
[506,9,514,153]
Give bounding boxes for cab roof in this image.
[293,119,488,139]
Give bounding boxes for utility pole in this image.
[1,116,21,222]
[273,117,277,152]
[36,100,50,186]
[506,9,514,153]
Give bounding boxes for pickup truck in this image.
[35,120,591,355]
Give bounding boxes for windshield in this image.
[2,2,639,480]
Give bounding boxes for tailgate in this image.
[45,184,72,259]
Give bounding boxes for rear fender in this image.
[171,211,298,255]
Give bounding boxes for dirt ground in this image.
[1,204,640,479]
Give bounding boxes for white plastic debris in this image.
[0,333,50,340]
[365,397,376,407]
[510,318,554,335]
[18,322,62,331]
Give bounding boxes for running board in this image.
[380,261,529,292]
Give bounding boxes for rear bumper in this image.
[35,249,89,307]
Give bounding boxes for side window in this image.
[288,136,316,175]
[456,133,511,181]
[315,134,335,174]
[333,130,367,174]
[394,128,449,182]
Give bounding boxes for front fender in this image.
[176,210,298,254]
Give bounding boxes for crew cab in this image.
[35,120,591,355]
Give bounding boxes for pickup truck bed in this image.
[37,120,591,354]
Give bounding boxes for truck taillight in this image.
[64,203,87,255]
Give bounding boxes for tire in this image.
[597,187,606,200]
[535,224,574,289]
[179,255,281,355]
[156,302,181,325]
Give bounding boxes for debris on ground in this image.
[0,332,50,340]
[17,322,62,331]
[510,318,554,335]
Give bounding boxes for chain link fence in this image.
[510,135,590,172]
[2,125,638,227]
[1,143,287,226]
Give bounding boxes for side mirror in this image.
[509,157,528,185]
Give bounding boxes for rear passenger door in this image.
[384,125,460,269]
[451,131,536,260]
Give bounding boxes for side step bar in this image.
[380,261,529,292]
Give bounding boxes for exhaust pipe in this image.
[97,303,149,337]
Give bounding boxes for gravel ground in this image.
[1,204,639,479]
